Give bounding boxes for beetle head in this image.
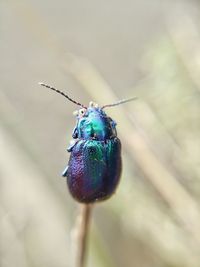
[73,102,115,141]
[39,83,136,141]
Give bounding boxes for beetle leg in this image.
[72,127,78,139]
[109,118,117,136]
[67,139,78,152]
[111,119,117,127]
[62,165,68,177]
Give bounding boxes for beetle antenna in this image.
[39,82,87,108]
[102,96,137,109]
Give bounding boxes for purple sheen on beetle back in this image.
[66,138,122,203]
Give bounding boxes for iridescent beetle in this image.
[39,83,136,203]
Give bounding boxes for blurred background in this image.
[1,0,200,266]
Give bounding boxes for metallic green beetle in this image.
[39,83,136,203]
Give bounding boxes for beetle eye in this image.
[79,108,87,117]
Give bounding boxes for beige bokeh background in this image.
[1,1,200,266]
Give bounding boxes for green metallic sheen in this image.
[77,107,115,140]
[63,106,122,203]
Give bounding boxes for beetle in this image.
[39,82,136,203]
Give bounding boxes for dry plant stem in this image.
[76,204,92,267]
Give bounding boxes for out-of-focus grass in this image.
[1,1,200,267]
[62,40,200,267]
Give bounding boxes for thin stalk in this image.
[74,204,92,267]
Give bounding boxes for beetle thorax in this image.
[75,106,117,141]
